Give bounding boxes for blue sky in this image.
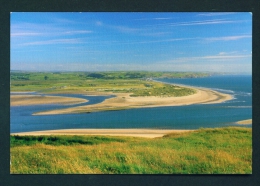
[11,12,252,73]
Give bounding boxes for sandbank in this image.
[33,86,233,115]
[11,95,88,106]
[236,119,252,125]
[11,129,194,138]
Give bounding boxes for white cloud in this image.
[95,21,143,34]
[11,30,92,38]
[143,18,247,28]
[111,25,142,34]
[134,17,172,21]
[105,37,199,45]
[11,32,42,37]
[204,35,252,42]
[218,52,227,55]
[11,21,93,40]
[201,54,251,59]
[11,53,252,72]
[64,30,93,34]
[140,32,171,37]
[21,38,83,46]
[143,19,236,27]
[169,19,238,26]
[51,17,79,24]
[197,13,236,17]
[153,17,172,20]
[96,21,103,26]
[155,53,252,66]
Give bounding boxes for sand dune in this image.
[33,86,233,115]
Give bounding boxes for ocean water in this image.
[10,75,252,133]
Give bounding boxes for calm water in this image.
[10,75,252,133]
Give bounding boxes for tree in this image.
[44,76,48,80]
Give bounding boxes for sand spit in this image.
[11,129,194,138]
[33,86,233,115]
[11,95,88,106]
[236,119,252,125]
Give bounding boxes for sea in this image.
[10,75,252,133]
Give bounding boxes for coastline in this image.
[32,86,233,115]
[236,119,252,125]
[11,94,88,106]
[11,129,194,138]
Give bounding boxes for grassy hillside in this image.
[10,127,252,174]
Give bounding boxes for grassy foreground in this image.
[10,127,252,174]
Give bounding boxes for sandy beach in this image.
[236,119,252,125]
[11,94,88,106]
[32,86,233,115]
[11,129,194,138]
[10,86,233,138]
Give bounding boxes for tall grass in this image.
[10,127,252,174]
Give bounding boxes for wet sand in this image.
[33,87,233,115]
[11,129,194,138]
[11,95,88,106]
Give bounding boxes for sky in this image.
[10,12,252,73]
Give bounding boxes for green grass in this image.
[130,84,196,97]
[10,127,252,174]
[11,71,210,81]
[11,71,199,96]
[10,135,126,147]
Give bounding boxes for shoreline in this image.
[10,81,233,115]
[236,119,252,125]
[11,94,88,106]
[11,129,194,138]
[33,87,233,115]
